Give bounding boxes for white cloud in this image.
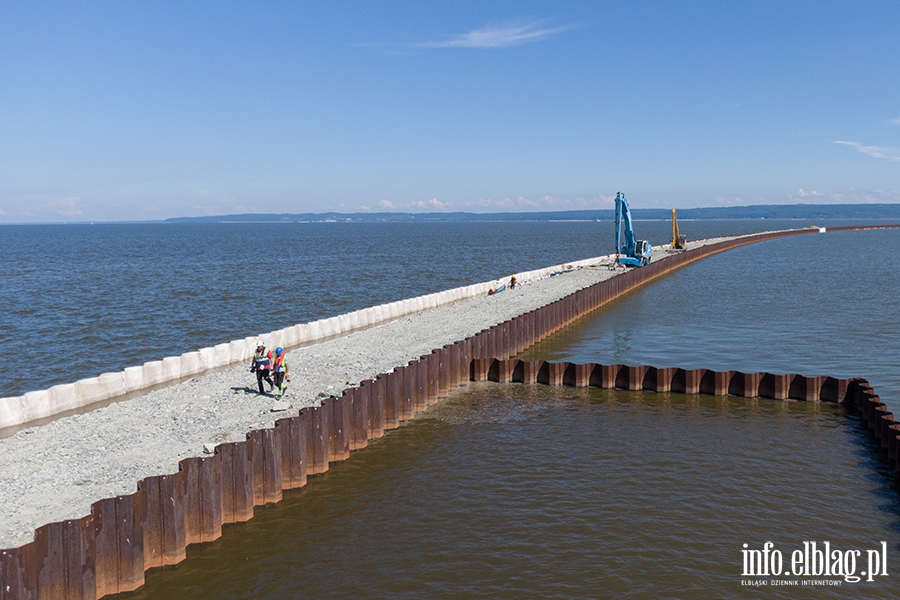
[417,21,575,49]
[377,199,394,209]
[462,195,612,210]
[57,197,83,217]
[889,117,900,126]
[834,140,900,162]
[406,197,450,210]
[597,194,616,206]
[796,189,825,197]
[0,208,6,215]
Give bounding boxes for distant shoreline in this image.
[163,204,900,223]
[5,204,900,226]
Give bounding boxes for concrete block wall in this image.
[6,225,900,599]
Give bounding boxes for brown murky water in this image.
[131,384,898,599]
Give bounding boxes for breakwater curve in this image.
[2,225,898,599]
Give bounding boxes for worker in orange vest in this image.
[272,347,290,396]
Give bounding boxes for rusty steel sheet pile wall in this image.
[472,358,898,471]
[7,226,900,600]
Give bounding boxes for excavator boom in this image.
[671,208,686,249]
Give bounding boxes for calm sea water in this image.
[4,219,900,597]
[0,218,880,398]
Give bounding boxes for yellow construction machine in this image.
[671,209,686,250]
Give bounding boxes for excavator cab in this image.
[636,240,651,261]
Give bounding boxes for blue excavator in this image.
[614,191,653,267]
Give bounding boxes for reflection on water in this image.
[131,384,900,599]
[611,329,632,364]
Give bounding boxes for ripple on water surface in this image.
[130,384,900,599]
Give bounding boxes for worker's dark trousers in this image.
[273,371,286,392]
[256,369,274,393]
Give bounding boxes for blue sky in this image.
[1,1,899,222]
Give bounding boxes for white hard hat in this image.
[256,340,264,346]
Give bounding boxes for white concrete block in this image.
[324,316,340,337]
[213,343,232,368]
[268,330,285,351]
[162,356,184,381]
[142,361,166,387]
[74,377,106,405]
[181,352,203,377]
[20,391,49,424]
[124,366,144,393]
[294,323,308,344]
[198,347,218,371]
[98,372,127,398]
[388,301,399,318]
[230,340,249,363]
[294,323,311,344]
[47,383,79,415]
[0,396,25,430]
[244,336,260,358]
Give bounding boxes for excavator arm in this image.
[671,208,686,250]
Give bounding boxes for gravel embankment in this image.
[0,239,733,549]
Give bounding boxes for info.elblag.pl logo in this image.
[741,541,888,586]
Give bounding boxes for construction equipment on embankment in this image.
[614,191,653,267]
[671,208,686,250]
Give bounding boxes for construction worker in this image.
[272,347,290,396]
[250,340,274,394]
[510,275,517,289]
